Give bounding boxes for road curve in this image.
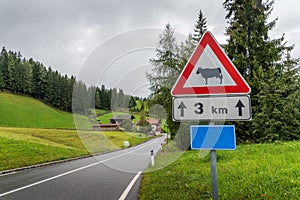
[0,136,166,200]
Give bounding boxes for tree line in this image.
[72,83,137,114]
[148,0,300,143]
[0,47,137,113]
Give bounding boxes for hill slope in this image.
[0,92,78,128]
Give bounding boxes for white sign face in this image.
[184,45,236,87]
[172,95,251,121]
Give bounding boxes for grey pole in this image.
[210,150,218,200]
[210,121,218,200]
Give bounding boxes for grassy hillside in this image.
[0,92,152,171]
[0,92,85,129]
[0,127,149,171]
[139,141,300,199]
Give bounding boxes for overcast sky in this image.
[0,0,299,96]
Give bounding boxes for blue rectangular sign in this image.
[190,125,236,150]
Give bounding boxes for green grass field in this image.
[139,141,300,199]
[0,92,152,172]
[97,111,140,124]
[0,92,85,129]
[0,127,149,171]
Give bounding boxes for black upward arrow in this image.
[235,100,245,116]
[178,101,187,117]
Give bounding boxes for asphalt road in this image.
[0,136,166,200]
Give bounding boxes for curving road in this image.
[0,136,166,200]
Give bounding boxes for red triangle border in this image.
[171,31,251,96]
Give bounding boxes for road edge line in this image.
[0,139,153,197]
[118,171,142,200]
[0,136,161,175]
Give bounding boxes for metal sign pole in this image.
[210,150,218,199]
[210,121,218,200]
[170,31,250,200]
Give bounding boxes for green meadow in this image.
[0,92,80,129]
[0,127,149,171]
[139,141,300,199]
[0,92,150,172]
[97,111,140,124]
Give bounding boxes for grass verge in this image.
[139,141,300,199]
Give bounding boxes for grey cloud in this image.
[0,0,299,95]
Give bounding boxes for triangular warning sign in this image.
[171,31,251,96]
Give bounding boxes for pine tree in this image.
[111,88,118,111]
[66,76,75,112]
[224,0,300,142]
[0,64,4,90]
[19,59,32,94]
[99,85,106,109]
[148,23,205,138]
[147,24,182,137]
[59,75,69,111]
[7,54,16,92]
[95,87,101,109]
[148,24,180,90]
[0,47,8,89]
[53,71,61,108]
[129,96,137,110]
[32,62,47,99]
[72,80,89,114]
[192,10,207,42]
[44,67,55,104]
[87,85,96,109]
[179,34,196,68]
[253,50,300,142]
[118,89,125,109]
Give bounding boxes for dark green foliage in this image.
[224,0,300,142]
[129,96,137,109]
[32,61,47,99]
[72,80,89,114]
[0,47,8,89]
[7,54,16,91]
[223,0,283,78]
[99,85,111,110]
[18,59,33,94]
[252,55,300,142]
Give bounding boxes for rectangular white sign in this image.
[172,95,251,121]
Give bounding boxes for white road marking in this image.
[0,139,156,197]
[118,171,142,200]
[0,172,17,177]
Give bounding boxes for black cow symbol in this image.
[196,67,223,85]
